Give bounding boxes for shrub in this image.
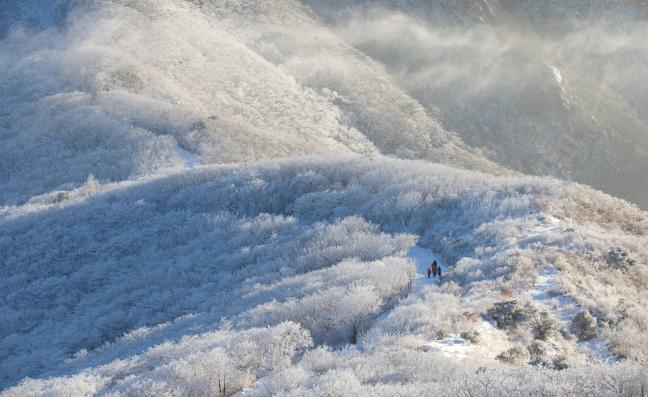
[552,355,569,371]
[435,329,449,340]
[487,300,534,329]
[530,311,561,340]
[606,247,636,270]
[527,340,549,359]
[496,346,530,365]
[460,330,480,344]
[571,311,597,341]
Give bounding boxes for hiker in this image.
[427,266,432,278]
[437,265,442,279]
[431,260,438,278]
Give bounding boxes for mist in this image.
[320,3,648,208]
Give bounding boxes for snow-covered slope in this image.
[2,156,648,395]
[2,1,648,396]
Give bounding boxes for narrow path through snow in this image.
[407,245,444,291]
[176,145,201,168]
[405,245,496,361]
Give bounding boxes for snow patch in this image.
[531,265,616,363]
[522,217,616,363]
[422,334,475,360]
[548,64,563,85]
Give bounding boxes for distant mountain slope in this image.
[0,0,372,204]
[0,0,503,206]
[2,1,648,208]
[306,0,648,209]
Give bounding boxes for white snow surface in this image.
[548,64,564,85]
[3,0,648,394]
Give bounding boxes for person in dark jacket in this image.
[437,265,442,279]
[431,260,438,278]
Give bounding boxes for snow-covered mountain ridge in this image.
[4,0,648,208]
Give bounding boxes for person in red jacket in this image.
[427,266,432,278]
[431,261,438,278]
